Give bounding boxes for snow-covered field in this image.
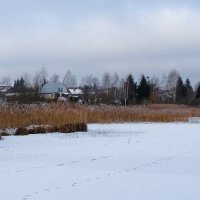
[1,123,200,200]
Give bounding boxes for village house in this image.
[0,85,12,101]
[40,83,67,99]
[41,83,83,102]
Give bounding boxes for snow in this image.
[0,123,200,200]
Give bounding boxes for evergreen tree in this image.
[184,78,193,104]
[195,84,200,98]
[126,74,136,105]
[82,85,90,104]
[137,75,150,103]
[13,77,26,93]
[175,76,186,104]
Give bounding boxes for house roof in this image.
[41,83,67,94]
[0,86,12,93]
[68,88,83,95]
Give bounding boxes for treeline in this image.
[82,72,199,106]
[1,68,200,106]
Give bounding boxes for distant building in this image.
[0,85,12,94]
[0,85,12,101]
[41,83,83,102]
[41,83,67,99]
[67,88,82,97]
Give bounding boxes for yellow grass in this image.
[1,104,200,132]
[86,104,200,123]
[0,103,86,129]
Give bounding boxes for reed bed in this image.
[1,103,200,136]
[0,103,87,135]
[86,104,200,123]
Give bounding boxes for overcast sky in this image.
[0,0,200,84]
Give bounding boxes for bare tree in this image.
[81,75,92,86]
[149,76,160,103]
[50,74,60,83]
[63,70,77,88]
[81,75,100,88]
[71,75,77,87]
[160,73,167,89]
[33,67,48,91]
[111,72,120,88]
[63,70,72,87]
[102,72,111,95]
[22,73,31,88]
[91,77,100,88]
[165,69,180,103]
[0,76,11,86]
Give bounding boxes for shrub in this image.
[58,123,87,133]
[15,127,28,136]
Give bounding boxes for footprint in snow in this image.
[101,156,108,159]
[57,163,65,167]
[16,169,23,173]
[23,194,32,200]
[72,182,77,187]
[44,189,51,192]
[71,161,80,164]
[107,173,111,177]
[56,187,63,190]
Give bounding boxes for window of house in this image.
[58,88,63,93]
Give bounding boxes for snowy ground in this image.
[0,123,200,200]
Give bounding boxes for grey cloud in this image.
[0,0,200,84]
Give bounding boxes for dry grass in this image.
[0,103,86,129]
[1,103,200,136]
[0,103,87,135]
[86,104,200,123]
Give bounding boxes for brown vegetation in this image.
[1,103,200,136]
[0,103,87,135]
[86,104,200,123]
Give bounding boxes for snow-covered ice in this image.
[0,123,200,200]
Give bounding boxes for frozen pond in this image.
[0,123,200,200]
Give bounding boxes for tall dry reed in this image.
[0,103,86,129]
[1,104,200,131]
[86,104,200,123]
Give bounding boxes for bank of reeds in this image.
[1,103,200,136]
[0,103,87,135]
[86,104,200,123]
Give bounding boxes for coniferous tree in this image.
[13,77,26,93]
[190,83,200,106]
[126,74,136,105]
[184,78,193,104]
[137,75,150,103]
[82,85,91,104]
[195,84,200,98]
[175,76,186,104]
